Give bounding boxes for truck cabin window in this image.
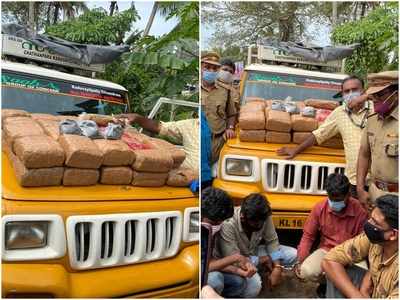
[242,71,342,104]
[1,71,128,116]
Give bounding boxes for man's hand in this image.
[347,94,369,110]
[359,272,373,298]
[115,113,139,124]
[259,256,273,272]
[269,266,282,289]
[233,253,250,269]
[236,262,257,278]
[293,263,304,280]
[357,189,370,211]
[276,147,297,159]
[225,128,236,140]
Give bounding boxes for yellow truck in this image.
[213,59,348,244]
[1,61,199,298]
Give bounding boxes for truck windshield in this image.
[1,70,128,116]
[242,70,343,104]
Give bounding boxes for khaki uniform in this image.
[360,106,398,202]
[202,82,239,163]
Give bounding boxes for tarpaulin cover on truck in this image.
[260,38,360,63]
[2,23,130,65]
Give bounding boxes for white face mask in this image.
[217,70,233,84]
[343,91,361,104]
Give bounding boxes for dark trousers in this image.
[326,265,367,298]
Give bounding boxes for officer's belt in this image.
[374,179,399,193]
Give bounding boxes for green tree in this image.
[331,2,398,77]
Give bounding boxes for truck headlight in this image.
[189,211,199,233]
[183,208,199,242]
[226,158,253,176]
[5,221,48,250]
[2,215,66,261]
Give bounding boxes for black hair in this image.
[325,173,350,199]
[376,194,399,229]
[201,187,234,222]
[220,58,235,73]
[241,193,271,221]
[342,75,364,90]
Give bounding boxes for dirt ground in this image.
[258,269,319,298]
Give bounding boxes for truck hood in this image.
[2,153,195,201]
[226,136,344,157]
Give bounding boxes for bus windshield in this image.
[1,70,128,116]
[242,70,344,104]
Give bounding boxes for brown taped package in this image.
[36,119,60,140]
[4,118,45,145]
[266,131,291,144]
[94,139,135,166]
[131,171,168,187]
[100,166,133,185]
[13,135,65,168]
[239,111,265,130]
[265,109,291,132]
[2,109,30,126]
[79,113,115,126]
[31,113,59,121]
[291,114,318,132]
[240,101,266,113]
[148,138,186,168]
[167,168,197,187]
[292,132,313,144]
[239,129,265,142]
[245,96,265,102]
[59,134,103,169]
[132,149,173,173]
[305,99,339,110]
[63,168,99,186]
[4,143,63,187]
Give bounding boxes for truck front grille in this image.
[261,159,345,195]
[66,212,182,270]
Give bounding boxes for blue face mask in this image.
[328,198,346,212]
[203,70,217,84]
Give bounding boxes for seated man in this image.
[296,174,368,289]
[215,193,297,298]
[201,187,255,298]
[321,194,398,298]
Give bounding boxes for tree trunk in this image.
[332,2,337,26]
[110,1,117,16]
[28,2,35,32]
[53,3,60,24]
[46,3,52,25]
[143,2,158,36]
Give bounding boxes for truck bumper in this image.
[213,178,328,230]
[2,245,199,298]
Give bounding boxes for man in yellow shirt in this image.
[277,76,372,199]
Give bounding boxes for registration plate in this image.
[272,216,307,229]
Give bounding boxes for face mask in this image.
[328,199,346,212]
[211,224,222,236]
[363,221,388,244]
[217,70,233,84]
[202,70,217,84]
[343,91,361,105]
[374,91,397,118]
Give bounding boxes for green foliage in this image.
[332,3,398,78]
[46,7,139,45]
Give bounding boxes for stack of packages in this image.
[2,109,195,187]
[238,98,267,142]
[265,100,292,144]
[237,98,344,149]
